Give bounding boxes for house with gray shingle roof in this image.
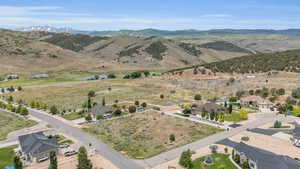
[234,142,300,169]
[90,105,113,120]
[18,132,58,162]
[293,123,300,147]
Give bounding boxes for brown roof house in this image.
[192,102,226,115]
[240,95,274,112]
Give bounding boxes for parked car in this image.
[64,150,77,156]
[59,143,70,148]
[37,156,49,163]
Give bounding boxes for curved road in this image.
[28,108,142,169]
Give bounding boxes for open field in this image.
[5,78,206,111]
[0,111,38,141]
[0,145,18,169]
[191,153,237,169]
[84,111,223,159]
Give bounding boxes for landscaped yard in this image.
[0,111,37,141]
[84,111,223,159]
[0,145,18,169]
[191,154,237,169]
[62,112,85,120]
[6,79,198,111]
[224,112,243,123]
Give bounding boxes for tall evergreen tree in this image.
[87,97,92,110]
[14,156,23,169]
[102,97,106,106]
[77,146,93,169]
[48,151,57,169]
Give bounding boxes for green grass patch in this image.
[224,112,243,122]
[191,154,237,169]
[0,145,18,169]
[0,111,38,141]
[62,112,85,120]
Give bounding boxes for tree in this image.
[96,115,103,120]
[14,156,23,169]
[277,88,285,95]
[17,86,22,91]
[160,94,164,99]
[102,97,106,106]
[108,73,116,79]
[48,151,57,169]
[114,109,122,116]
[224,147,228,154]
[183,108,192,115]
[234,154,240,164]
[210,111,216,120]
[239,109,248,120]
[20,107,29,116]
[242,161,250,169]
[249,89,254,95]
[292,88,300,99]
[210,145,218,153]
[87,97,92,110]
[7,96,14,103]
[194,94,202,101]
[179,149,193,168]
[169,134,176,142]
[50,105,58,115]
[143,71,150,77]
[229,96,237,102]
[77,146,93,169]
[129,106,136,113]
[273,120,282,128]
[141,102,147,108]
[88,91,96,97]
[134,100,140,106]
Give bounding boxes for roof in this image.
[234,142,300,169]
[193,103,225,113]
[18,132,58,155]
[240,95,273,105]
[91,105,112,116]
[294,123,300,138]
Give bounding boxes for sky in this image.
[1,0,300,31]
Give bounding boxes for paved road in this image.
[136,113,279,168]
[28,108,142,169]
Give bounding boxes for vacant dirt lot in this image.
[84,111,223,159]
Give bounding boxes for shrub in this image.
[273,120,282,128]
[141,102,147,108]
[179,149,193,168]
[292,88,300,99]
[85,114,92,122]
[88,90,96,97]
[128,106,136,113]
[169,134,176,142]
[50,105,58,115]
[204,156,213,164]
[194,94,202,101]
[160,94,164,99]
[239,109,248,120]
[107,73,116,79]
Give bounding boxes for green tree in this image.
[50,105,58,115]
[141,102,147,108]
[88,91,96,97]
[77,146,93,169]
[85,114,92,122]
[14,156,23,169]
[20,107,29,116]
[108,73,116,79]
[169,134,176,142]
[129,106,136,113]
[102,97,106,106]
[160,94,164,99]
[87,97,92,110]
[179,149,193,168]
[228,104,233,114]
[194,94,202,101]
[48,151,57,169]
[134,100,140,106]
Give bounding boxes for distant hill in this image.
[204,49,300,73]
[0,29,250,75]
[15,26,300,37]
[199,41,253,54]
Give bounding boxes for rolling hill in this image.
[204,49,300,73]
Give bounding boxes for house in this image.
[18,132,58,162]
[240,95,273,111]
[90,105,113,120]
[293,123,300,147]
[192,103,226,115]
[6,74,19,80]
[234,142,300,169]
[32,74,49,79]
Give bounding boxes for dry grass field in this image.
[5,78,203,111]
[84,111,223,159]
[0,111,37,140]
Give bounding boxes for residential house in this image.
[90,105,113,120]
[32,74,49,79]
[18,132,58,162]
[293,123,300,147]
[240,95,274,112]
[192,102,226,115]
[234,142,300,169]
[6,74,19,80]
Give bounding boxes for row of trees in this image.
[0,101,29,116]
[123,71,150,79]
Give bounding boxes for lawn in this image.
[0,145,18,169]
[224,112,243,123]
[6,78,197,111]
[191,154,237,169]
[62,112,85,120]
[84,111,223,159]
[0,111,38,141]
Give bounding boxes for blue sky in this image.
[1,0,300,30]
